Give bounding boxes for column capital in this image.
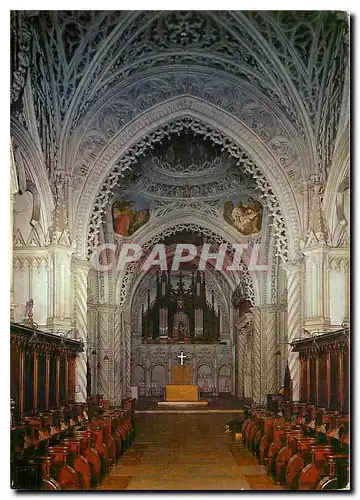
[302,242,330,256]
[282,256,304,275]
[97,303,118,313]
[73,256,92,273]
[47,242,74,255]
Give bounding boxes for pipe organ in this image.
[141,271,220,342]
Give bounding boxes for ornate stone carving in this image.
[84,113,290,261]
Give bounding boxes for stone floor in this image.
[98,413,285,491]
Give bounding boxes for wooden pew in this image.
[47,445,80,490]
[316,453,349,490]
[11,398,137,489]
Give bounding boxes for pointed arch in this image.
[75,96,302,260]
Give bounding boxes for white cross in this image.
[177,351,187,366]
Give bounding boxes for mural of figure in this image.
[113,196,150,237]
[224,198,263,235]
[113,200,135,236]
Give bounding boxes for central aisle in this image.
[99,413,285,490]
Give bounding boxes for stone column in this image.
[123,315,131,398]
[235,312,253,399]
[302,245,331,332]
[252,306,262,403]
[277,304,288,389]
[213,356,218,396]
[237,334,245,399]
[10,144,19,321]
[344,256,350,324]
[113,307,122,406]
[107,305,117,404]
[192,351,197,385]
[97,304,117,400]
[264,305,278,395]
[328,248,350,326]
[145,357,151,396]
[87,305,98,396]
[168,355,172,384]
[10,191,17,321]
[73,258,90,403]
[46,244,73,330]
[283,259,303,401]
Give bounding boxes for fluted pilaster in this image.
[73,258,90,403]
[302,245,331,331]
[47,245,73,330]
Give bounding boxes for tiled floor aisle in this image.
[98,413,285,491]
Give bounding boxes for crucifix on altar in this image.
[177,351,187,366]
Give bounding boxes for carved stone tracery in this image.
[85,112,291,262]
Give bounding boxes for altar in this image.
[158,384,208,407]
[165,384,199,402]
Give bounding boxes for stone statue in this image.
[172,297,190,340]
[178,321,185,342]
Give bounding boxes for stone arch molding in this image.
[75,96,301,261]
[126,215,240,335]
[114,215,260,309]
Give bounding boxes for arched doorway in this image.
[218,365,232,394]
[197,364,213,393]
[132,365,146,396]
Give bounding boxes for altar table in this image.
[165,384,199,402]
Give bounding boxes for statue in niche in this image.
[113,196,150,237]
[224,198,262,235]
[178,321,185,342]
[172,297,190,340]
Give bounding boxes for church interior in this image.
[10,10,350,490]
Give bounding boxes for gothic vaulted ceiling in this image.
[11,10,349,258]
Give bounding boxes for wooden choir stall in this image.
[240,327,350,490]
[10,323,136,490]
[294,328,349,413]
[11,323,82,417]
